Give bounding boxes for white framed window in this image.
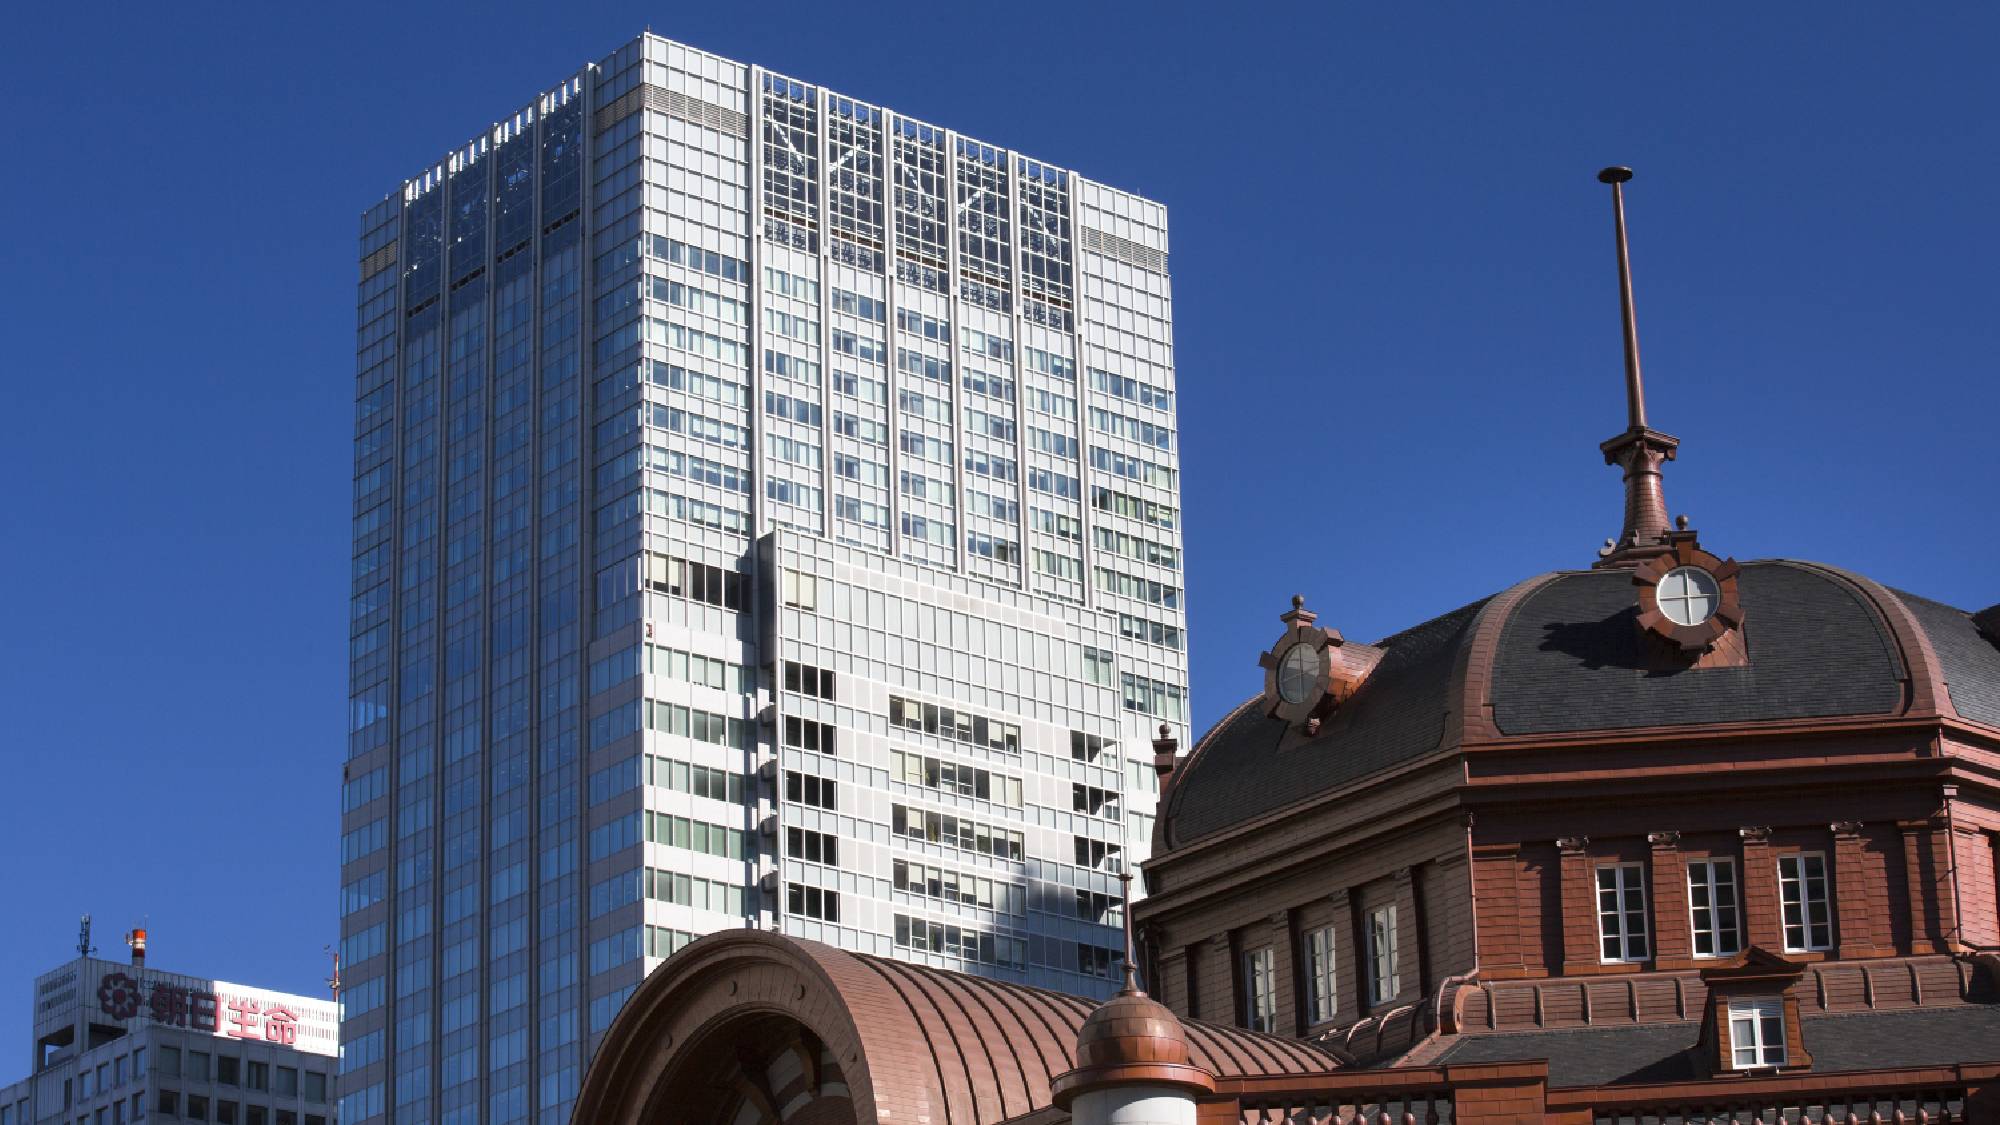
[1727,997,1788,1069]
[1777,853,1833,951]
[779,568,818,610]
[1366,905,1399,1005]
[1306,926,1339,1024]
[1596,863,1650,962]
[1686,858,1742,958]
[1240,946,1277,1032]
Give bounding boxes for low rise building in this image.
[0,930,337,1125]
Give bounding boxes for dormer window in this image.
[1632,539,1745,655]
[1699,947,1812,1075]
[1258,595,1377,733]
[1727,997,1787,1069]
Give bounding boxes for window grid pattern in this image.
[1596,863,1650,963]
[1686,858,1742,958]
[826,96,885,265]
[954,139,1012,304]
[761,75,819,250]
[1241,946,1278,1033]
[1307,926,1338,1024]
[1367,906,1399,1006]
[1778,853,1834,952]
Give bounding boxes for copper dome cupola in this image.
[1050,874,1216,1110]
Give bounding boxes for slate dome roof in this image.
[1162,560,2000,849]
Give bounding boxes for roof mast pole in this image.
[1600,166,1648,430]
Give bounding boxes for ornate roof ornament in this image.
[1632,525,1747,655]
[1592,167,1682,570]
[1258,595,1359,732]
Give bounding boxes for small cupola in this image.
[1051,874,1214,1124]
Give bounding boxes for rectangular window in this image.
[1241,946,1277,1032]
[1728,997,1788,1068]
[1596,862,1650,962]
[1307,926,1339,1024]
[1777,852,1833,951]
[1367,905,1399,1005]
[780,569,819,610]
[783,660,835,700]
[1686,858,1742,958]
[782,716,837,756]
[786,883,840,922]
[786,826,839,866]
[784,770,837,810]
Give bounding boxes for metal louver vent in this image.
[1080,226,1168,274]
[359,240,398,281]
[594,83,749,138]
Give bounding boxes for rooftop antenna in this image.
[325,945,343,1002]
[77,915,96,959]
[1593,167,1680,568]
[1117,868,1141,994]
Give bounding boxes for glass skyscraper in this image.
[340,32,1185,1125]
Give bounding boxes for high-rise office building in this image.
[342,31,1185,1125]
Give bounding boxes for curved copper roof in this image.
[1163,560,2000,848]
[573,929,1338,1125]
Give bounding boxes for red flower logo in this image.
[98,972,143,1020]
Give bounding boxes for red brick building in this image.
[570,172,2000,1123]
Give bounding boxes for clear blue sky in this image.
[2,2,1993,1065]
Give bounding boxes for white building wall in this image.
[345,29,1186,1125]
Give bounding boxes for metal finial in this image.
[1599,166,1648,430]
[1676,514,1689,531]
[1291,594,1305,610]
[1117,869,1140,994]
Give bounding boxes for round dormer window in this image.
[1276,643,1322,705]
[1657,566,1721,627]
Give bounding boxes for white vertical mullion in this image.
[942,130,968,576]
[1002,155,1030,592]
[812,85,834,541]
[1065,179,1098,613]
[881,116,907,558]
[745,67,770,540]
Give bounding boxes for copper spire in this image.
[1117,869,1140,994]
[1593,167,1681,569]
